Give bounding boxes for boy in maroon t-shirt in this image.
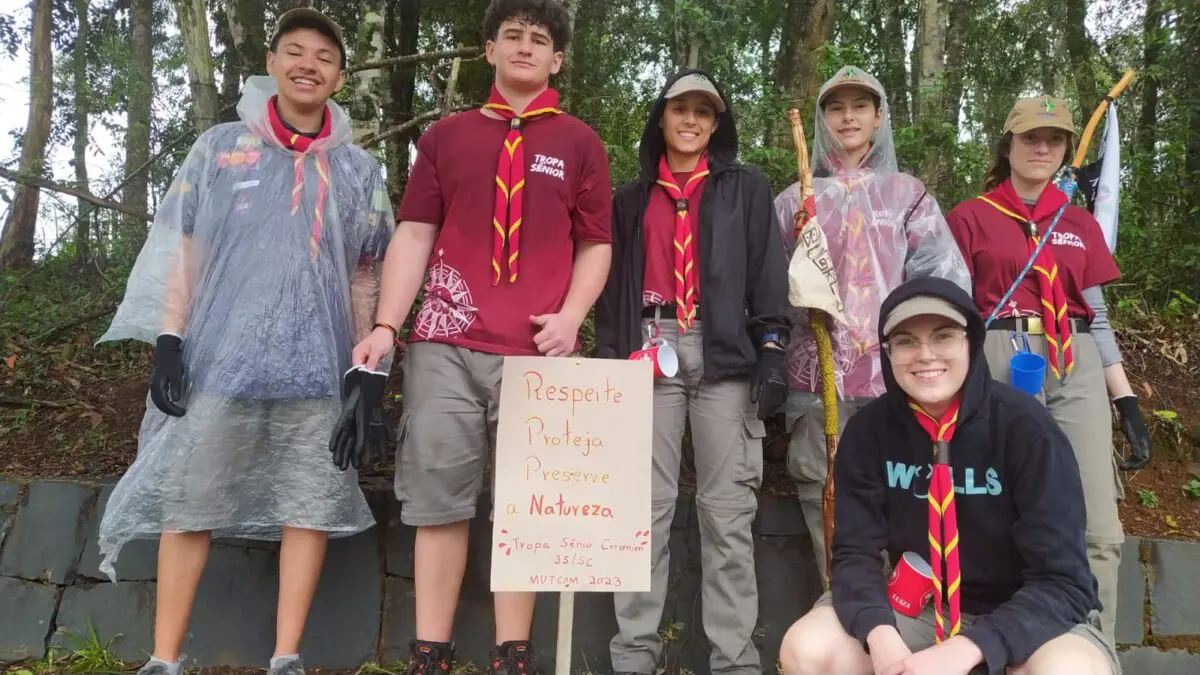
[352,1,612,673]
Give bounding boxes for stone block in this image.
[0,512,12,552]
[76,483,159,582]
[0,480,20,507]
[1149,539,1200,636]
[0,577,58,662]
[50,582,156,663]
[0,480,95,584]
[183,543,278,667]
[754,533,823,673]
[1114,536,1144,645]
[380,577,416,664]
[385,511,415,578]
[754,497,806,537]
[303,529,384,668]
[1119,647,1200,675]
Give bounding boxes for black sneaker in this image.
[488,640,537,675]
[407,640,454,675]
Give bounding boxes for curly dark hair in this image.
[483,0,572,52]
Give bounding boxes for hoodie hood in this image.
[237,75,353,153]
[878,276,990,422]
[637,68,738,179]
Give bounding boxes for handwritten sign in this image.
[490,356,653,593]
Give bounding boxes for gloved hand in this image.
[329,366,395,471]
[149,333,187,417]
[330,367,364,471]
[1115,395,1151,470]
[750,346,789,420]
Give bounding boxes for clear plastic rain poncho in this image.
[775,66,971,400]
[94,76,394,581]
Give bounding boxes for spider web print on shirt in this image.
[414,249,479,339]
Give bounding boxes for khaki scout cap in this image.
[818,65,884,105]
[664,73,726,113]
[882,296,968,337]
[1004,96,1075,136]
[271,8,347,68]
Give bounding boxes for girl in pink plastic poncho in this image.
[773,65,971,583]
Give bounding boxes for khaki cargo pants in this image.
[609,319,765,675]
[983,329,1124,645]
[783,390,871,583]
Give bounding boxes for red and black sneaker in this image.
[407,640,454,675]
[488,640,537,675]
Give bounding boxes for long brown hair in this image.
[981,131,1075,193]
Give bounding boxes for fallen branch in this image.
[0,394,69,409]
[349,46,483,74]
[0,168,153,222]
[360,104,476,148]
[32,303,118,343]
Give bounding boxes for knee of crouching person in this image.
[778,614,832,675]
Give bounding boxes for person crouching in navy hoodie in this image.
[778,277,1120,675]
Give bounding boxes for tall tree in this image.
[1138,0,1163,157]
[384,0,419,204]
[772,0,836,145]
[73,0,91,266]
[881,0,910,127]
[121,0,154,252]
[174,0,220,133]
[0,0,54,270]
[221,0,266,114]
[1063,0,1098,114]
[349,0,387,141]
[916,0,948,191]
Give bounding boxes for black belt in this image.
[988,316,1090,334]
[641,304,702,321]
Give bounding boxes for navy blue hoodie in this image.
[830,276,1100,673]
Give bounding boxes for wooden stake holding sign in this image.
[490,356,654,675]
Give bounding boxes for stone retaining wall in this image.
[0,476,1197,674]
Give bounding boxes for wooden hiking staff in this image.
[787,108,841,589]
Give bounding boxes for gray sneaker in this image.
[136,663,171,675]
[268,655,305,675]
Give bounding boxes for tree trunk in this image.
[385,0,419,204]
[558,0,581,106]
[942,0,969,136]
[73,0,91,266]
[917,0,948,191]
[120,0,154,254]
[1064,0,1098,115]
[0,0,53,270]
[1137,0,1162,157]
[771,0,836,145]
[882,0,910,127]
[350,0,388,142]
[174,0,220,133]
[226,0,266,82]
[214,5,242,119]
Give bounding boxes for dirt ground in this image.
[2,310,1198,541]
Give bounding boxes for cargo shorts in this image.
[393,341,505,527]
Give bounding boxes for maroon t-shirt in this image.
[946,184,1120,321]
[397,108,612,355]
[642,171,707,306]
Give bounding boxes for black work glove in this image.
[355,368,394,470]
[1115,395,1151,471]
[330,367,364,471]
[750,346,789,420]
[149,333,187,417]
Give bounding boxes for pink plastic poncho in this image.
[775,67,971,399]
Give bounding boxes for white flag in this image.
[1093,102,1120,252]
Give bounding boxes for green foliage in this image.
[1183,479,1200,499]
[1137,488,1159,509]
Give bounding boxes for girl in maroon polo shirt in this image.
[945,95,1150,648]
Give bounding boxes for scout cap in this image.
[882,296,967,338]
[271,8,347,70]
[664,73,726,113]
[818,65,884,106]
[1004,95,1075,136]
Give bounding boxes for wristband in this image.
[373,321,398,338]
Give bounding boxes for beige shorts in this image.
[392,341,505,527]
[813,591,1121,673]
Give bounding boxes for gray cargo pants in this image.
[783,390,871,583]
[984,329,1124,647]
[609,319,765,675]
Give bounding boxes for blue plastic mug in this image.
[1009,351,1046,396]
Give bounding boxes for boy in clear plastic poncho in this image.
[95,10,393,675]
[773,66,971,583]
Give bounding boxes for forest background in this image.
[0,0,1197,543]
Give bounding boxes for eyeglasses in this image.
[883,329,967,365]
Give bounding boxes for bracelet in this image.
[373,321,398,338]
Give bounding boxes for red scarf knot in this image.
[482,85,563,285]
[654,154,709,331]
[910,398,963,643]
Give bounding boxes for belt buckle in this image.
[1024,316,1044,335]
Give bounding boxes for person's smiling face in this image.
[661,92,719,159]
[821,86,881,158]
[267,27,344,110]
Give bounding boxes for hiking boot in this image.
[488,640,537,675]
[407,639,454,675]
[267,655,305,675]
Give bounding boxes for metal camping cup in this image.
[629,337,679,379]
[887,551,935,618]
